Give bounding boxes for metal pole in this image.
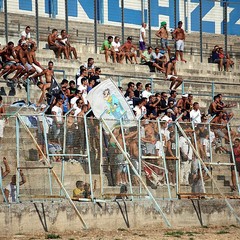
[223,0,228,55]
[16,117,20,203]
[174,0,177,29]
[99,120,104,196]
[35,0,39,48]
[121,0,124,44]
[148,0,151,45]
[120,118,133,200]
[141,0,144,23]
[157,119,172,199]
[4,0,8,44]
[84,109,94,201]
[27,79,30,104]
[199,0,203,63]
[65,0,69,33]
[94,0,98,53]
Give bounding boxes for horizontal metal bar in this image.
[17,166,53,169]
[204,162,235,166]
[48,154,88,157]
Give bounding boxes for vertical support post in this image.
[84,109,94,201]
[60,114,68,196]
[181,81,185,95]
[35,0,39,48]
[223,0,228,55]
[118,76,121,87]
[207,122,214,193]
[138,115,144,197]
[141,0,144,23]
[42,113,52,195]
[211,82,215,100]
[191,122,205,194]
[94,0,98,53]
[119,118,133,200]
[150,78,153,94]
[174,124,180,196]
[16,117,20,203]
[65,0,69,33]
[27,79,30,104]
[184,0,188,32]
[157,119,172,199]
[174,0,177,29]
[121,0,124,44]
[4,0,8,44]
[99,120,104,196]
[199,0,203,63]
[148,0,151,45]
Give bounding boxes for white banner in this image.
[87,79,136,131]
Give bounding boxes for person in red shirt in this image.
[230,138,240,191]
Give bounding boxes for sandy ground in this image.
[2,224,240,240]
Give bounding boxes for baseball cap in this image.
[161,21,167,27]
[182,93,188,98]
[127,36,132,40]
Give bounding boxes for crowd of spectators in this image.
[0,22,239,201]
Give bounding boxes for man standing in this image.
[173,21,186,62]
[139,23,147,54]
[155,21,171,59]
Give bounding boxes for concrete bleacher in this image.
[0,13,240,201]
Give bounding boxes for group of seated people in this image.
[48,28,78,60]
[210,45,234,72]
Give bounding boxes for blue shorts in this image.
[161,39,169,49]
[139,41,146,51]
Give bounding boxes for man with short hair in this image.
[142,83,152,101]
[173,21,186,62]
[165,56,183,90]
[151,47,166,73]
[124,82,135,97]
[112,36,125,63]
[190,102,201,123]
[168,90,177,106]
[120,37,138,64]
[52,98,63,142]
[84,58,95,77]
[134,82,143,98]
[20,26,34,45]
[101,36,116,63]
[78,77,88,104]
[89,67,101,87]
[48,29,64,59]
[139,22,147,54]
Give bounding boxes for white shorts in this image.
[176,39,184,51]
[32,63,43,73]
[167,75,178,80]
[0,119,5,138]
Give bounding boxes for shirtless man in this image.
[0,42,21,81]
[25,43,43,82]
[165,56,182,90]
[155,21,171,59]
[48,29,65,59]
[120,36,138,64]
[59,30,77,59]
[208,95,222,116]
[173,21,186,62]
[33,61,54,104]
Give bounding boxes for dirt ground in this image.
[2,224,240,240]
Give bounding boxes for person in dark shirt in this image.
[124,81,135,97]
[89,67,101,87]
[168,90,177,106]
[134,82,143,98]
[158,91,169,114]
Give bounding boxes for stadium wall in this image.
[2,0,240,35]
